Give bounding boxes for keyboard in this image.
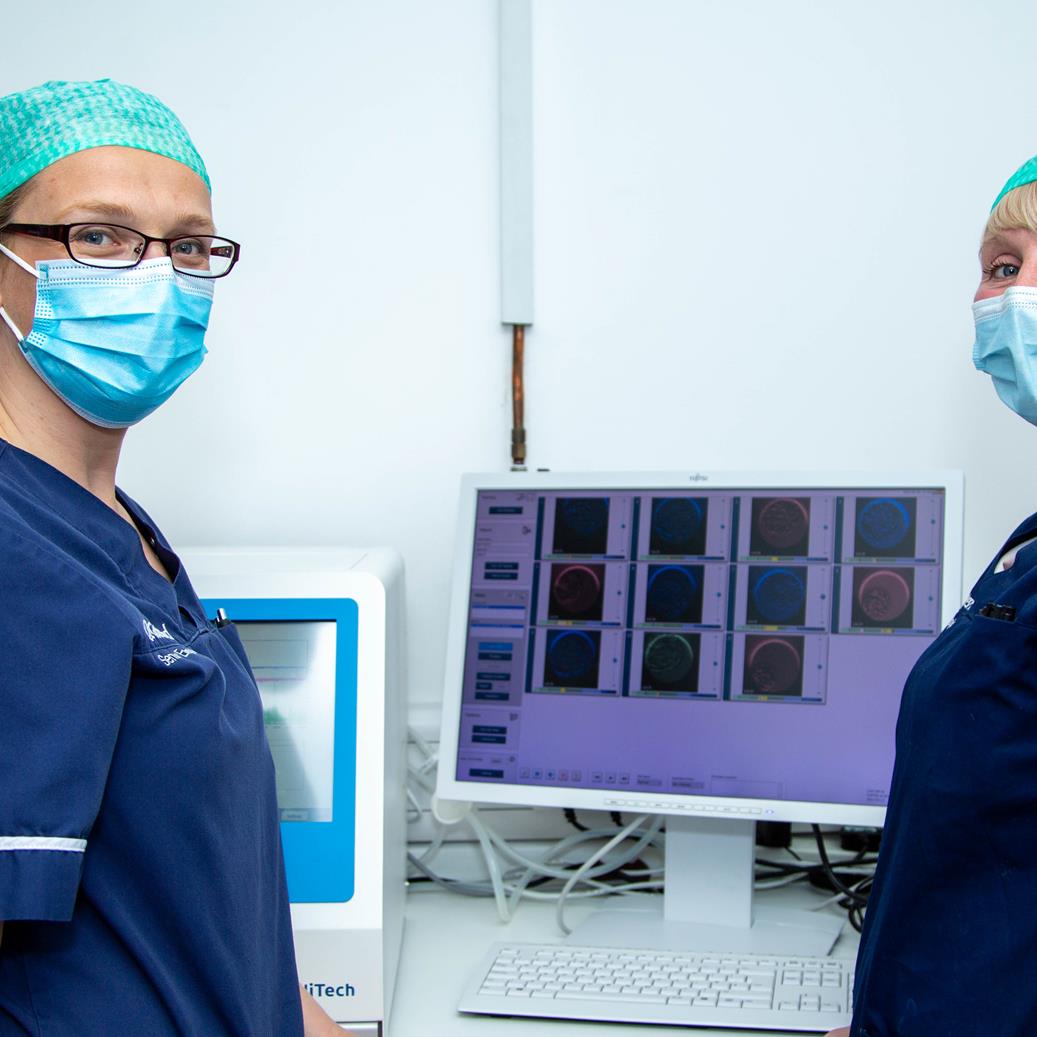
[458,942,854,1032]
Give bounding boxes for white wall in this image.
[1,0,1034,710]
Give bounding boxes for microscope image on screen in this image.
[750,497,810,557]
[552,497,610,555]
[644,564,704,624]
[851,567,915,628]
[648,497,708,556]
[548,563,605,621]
[743,635,804,696]
[543,629,601,689]
[854,497,917,558]
[641,632,700,693]
[746,565,807,627]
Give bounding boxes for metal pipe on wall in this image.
[500,0,534,470]
[511,324,526,466]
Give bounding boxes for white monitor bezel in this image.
[436,469,964,827]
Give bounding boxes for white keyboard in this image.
[458,942,854,1032]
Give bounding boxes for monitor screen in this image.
[452,484,948,810]
[236,620,337,822]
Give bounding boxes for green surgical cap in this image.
[993,154,1037,211]
[0,78,209,200]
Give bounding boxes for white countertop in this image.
[389,884,860,1037]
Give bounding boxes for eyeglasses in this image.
[0,223,241,278]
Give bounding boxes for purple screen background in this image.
[456,487,945,807]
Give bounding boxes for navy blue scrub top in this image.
[852,511,1037,1036]
[0,440,304,1037]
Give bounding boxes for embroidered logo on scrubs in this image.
[156,646,198,667]
[141,616,195,665]
[143,618,174,643]
[945,596,975,631]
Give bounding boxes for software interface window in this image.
[456,488,945,807]
[237,621,337,823]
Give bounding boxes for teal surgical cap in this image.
[993,155,1037,211]
[0,78,209,200]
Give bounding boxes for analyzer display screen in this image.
[455,487,946,806]
[236,621,337,822]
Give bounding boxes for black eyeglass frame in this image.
[0,222,242,278]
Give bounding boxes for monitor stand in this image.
[568,816,844,957]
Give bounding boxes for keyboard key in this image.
[567,991,667,1004]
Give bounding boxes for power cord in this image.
[811,824,873,932]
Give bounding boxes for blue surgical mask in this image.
[0,247,213,428]
[973,286,1037,426]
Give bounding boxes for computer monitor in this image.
[436,471,964,955]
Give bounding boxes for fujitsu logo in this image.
[688,473,708,482]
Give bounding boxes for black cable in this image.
[407,852,557,895]
[755,857,816,876]
[755,850,874,877]
[848,897,869,933]
[610,811,624,827]
[811,825,870,908]
[563,808,589,832]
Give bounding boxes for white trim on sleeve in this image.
[0,836,86,852]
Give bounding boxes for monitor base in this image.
[567,815,845,957]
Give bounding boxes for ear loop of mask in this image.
[0,240,39,343]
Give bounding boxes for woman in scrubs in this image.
[824,160,1037,1036]
[0,80,345,1036]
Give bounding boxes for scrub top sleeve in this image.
[0,533,134,922]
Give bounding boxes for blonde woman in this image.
[827,157,1037,1037]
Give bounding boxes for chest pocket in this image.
[976,539,1037,628]
[901,609,1037,835]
